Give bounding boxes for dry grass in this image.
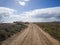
[0,23,27,43]
[35,22,60,41]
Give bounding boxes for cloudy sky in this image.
[0,0,60,23]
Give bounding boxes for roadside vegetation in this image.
[36,22,60,41]
[0,22,27,43]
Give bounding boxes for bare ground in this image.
[1,24,60,45]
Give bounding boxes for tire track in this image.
[33,24,60,45]
[20,24,33,45]
[1,24,60,45]
[34,25,52,45]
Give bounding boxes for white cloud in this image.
[20,7,60,22]
[17,0,30,6]
[0,6,60,23]
[0,7,21,23]
[21,7,60,17]
[18,1,26,6]
[24,0,30,1]
[0,7,16,14]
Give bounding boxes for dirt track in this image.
[2,24,60,45]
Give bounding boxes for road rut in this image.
[1,24,60,45]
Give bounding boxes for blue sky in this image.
[0,0,60,22]
[0,0,60,13]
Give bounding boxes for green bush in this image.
[0,23,27,42]
[36,22,60,41]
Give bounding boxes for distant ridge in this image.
[52,21,60,22]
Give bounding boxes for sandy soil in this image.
[1,24,60,45]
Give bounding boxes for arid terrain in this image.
[1,23,60,45]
